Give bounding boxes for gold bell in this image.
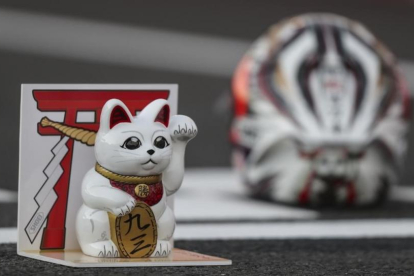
[135,184,150,198]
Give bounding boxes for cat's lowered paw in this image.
[83,240,120,258]
[169,115,198,142]
[107,196,136,217]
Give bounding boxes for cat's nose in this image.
[147,149,155,155]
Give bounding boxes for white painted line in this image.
[175,219,414,240]
[176,168,318,221]
[0,8,247,77]
[400,62,414,93]
[0,228,17,243]
[390,185,414,202]
[2,168,414,206]
[0,189,17,203]
[0,7,413,89]
[3,219,414,244]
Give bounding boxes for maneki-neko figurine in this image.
[43,98,197,258]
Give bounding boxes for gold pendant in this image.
[135,184,150,198]
[108,202,157,258]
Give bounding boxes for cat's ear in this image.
[138,99,170,127]
[99,99,133,133]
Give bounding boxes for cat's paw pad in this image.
[108,197,136,217]
[151,240,172,257]
[169,115,198,142]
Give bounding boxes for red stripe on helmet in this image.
[347,181,356,204]
[397,70,412,120]
[299,172,315,204]
[232,58,251,117]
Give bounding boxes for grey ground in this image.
[2,239,414,276]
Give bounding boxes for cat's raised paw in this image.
[169,115,198,142]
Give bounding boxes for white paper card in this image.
[18,84,178,253]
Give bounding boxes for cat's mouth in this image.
[142,159,158,165]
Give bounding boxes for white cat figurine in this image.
[76,98,197,258]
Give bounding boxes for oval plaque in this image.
[108,202,157,258]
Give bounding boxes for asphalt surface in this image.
[2,239,414,275]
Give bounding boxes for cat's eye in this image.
[154,136,169,149]
[121,136,141,150]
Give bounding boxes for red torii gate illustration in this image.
[33,90,169,250]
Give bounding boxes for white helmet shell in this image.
[231,13,411,206]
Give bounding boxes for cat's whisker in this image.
[160,157,172,160]
[113,149,143,157]
[114,159,141,163]
[108,157,137,161]
[108,155,133,158]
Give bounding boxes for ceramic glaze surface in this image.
[76,99,197,258]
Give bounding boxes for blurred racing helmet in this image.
[231,13,411,206]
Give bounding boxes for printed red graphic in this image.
[34,90,169,250]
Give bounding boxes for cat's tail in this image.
[40,117,96,146]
